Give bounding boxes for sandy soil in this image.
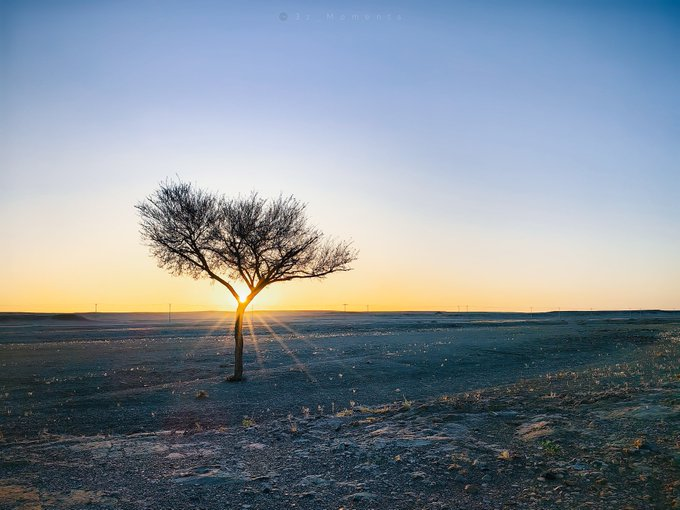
[1,312,678,509]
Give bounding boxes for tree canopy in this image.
[137,179,357,304]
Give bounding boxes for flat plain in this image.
[1,311,678,509]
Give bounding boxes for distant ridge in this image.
[51,313,90,321]
[0,313,90,322]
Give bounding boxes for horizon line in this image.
[1,308,678,315]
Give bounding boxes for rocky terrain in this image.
[1,313,679,509]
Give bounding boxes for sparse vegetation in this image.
[287,413,298,433]
[497,450,512,460]
[539,439,561,454]
[2,314,678,508]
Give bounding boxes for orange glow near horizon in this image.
[1,192,679,314]
[2,267,679,314]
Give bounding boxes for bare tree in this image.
[136,179,357,381]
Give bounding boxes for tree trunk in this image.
[227,303,247,381]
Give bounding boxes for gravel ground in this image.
[1,312,678,509]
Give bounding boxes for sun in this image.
[232,283,251,304]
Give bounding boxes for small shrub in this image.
[539,440,561,454]
[287,413,298,433]
[242,416,255,427]
[498,450,512,460]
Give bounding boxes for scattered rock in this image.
[172,467,249,485]
[297,475,333,488]
[343,491,377,502]
[516,420,553,440]
[244,443,267,450]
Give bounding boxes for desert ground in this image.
[1,311,679,509]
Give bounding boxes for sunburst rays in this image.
[245,312,265,369]
[255,314,318,384]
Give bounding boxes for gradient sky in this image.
[1,0,679,312]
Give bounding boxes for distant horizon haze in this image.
[1,305,678,315]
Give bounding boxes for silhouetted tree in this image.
[136,179,357,381]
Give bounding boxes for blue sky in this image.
[1,1,679,311]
